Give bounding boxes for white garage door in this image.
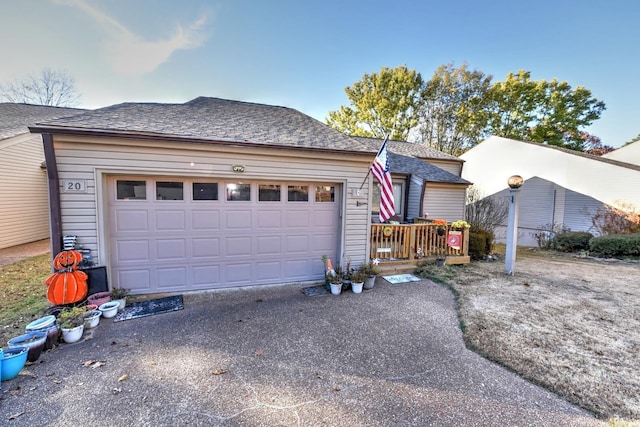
[107,176,341,294]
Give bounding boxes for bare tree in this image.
[465,186,508,232]
[0,68,80,106]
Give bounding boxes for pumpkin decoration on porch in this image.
[45,250,88,305]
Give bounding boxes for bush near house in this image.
[468,227,494,260]
[549,231,593,252]
[589,233,640,258]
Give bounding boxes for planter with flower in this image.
[432,219,448,236]
[359,261,380,290]
[451,220,470,231]
[57,306,87,343]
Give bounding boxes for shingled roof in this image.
[0,103,85,141]
[30,97,374,153]
[389,152,471,185]
[350,136,463,162]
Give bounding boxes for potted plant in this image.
[110,287,130,311]
[327,271,343,295]
[360,261,380,290]
[451,219,470,230]
[349,269,368,294]
[84,309,102,329]
[57,306,86,343]
[433,219,448,236]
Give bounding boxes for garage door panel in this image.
[192,210,219,230]
[192,265,220,287]
[115,240,150,262]
[257,261,281,281]
[118,269,151,292]
[226,263,252,284]
[156,238,187,260]
[192,238,220,258]
[257,235,281,255]
[226,210,251,228]
[226,236,252,256]
[155,210,186,231]
[284,259,310,278]
[115,210,149,232]
[311,234,338,252]
[286,235,309,253]
[313,210,336,227]
[286,210,310,227]
[157,267,187,289]
[258,210,282,228]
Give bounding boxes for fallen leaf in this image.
[523,282,530,287]
[212,369,227,375]
[332,386,341,392]
[255,349,264,356]
[117,374,129,382]
[91,361,106,369]
[82,360,96,367]
[8,412,25,420]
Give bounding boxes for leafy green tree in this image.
[417,63,493,155]
[486,70,606,151]
[623,133,640,147]
[326,65,423,140]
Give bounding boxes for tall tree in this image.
[486,71,606,151]
[326,65,423,141]
[417,62,493,155]
[0,68,80,107]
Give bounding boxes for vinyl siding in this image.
[563,190,603,234]
[424,159,462,176]
[0,134,49,249]
[53,135,372,269]
[422,183,466,221]
[407,175,423,221]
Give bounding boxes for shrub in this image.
[589,233,640,258]
[551,231,594,252]
[531,223,570,249]
[468,227,494,260]
[590,202,640,235]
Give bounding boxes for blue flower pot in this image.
[1,347,28,381]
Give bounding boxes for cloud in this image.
[54,0,208,75]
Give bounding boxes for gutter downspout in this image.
[42,133,62,257]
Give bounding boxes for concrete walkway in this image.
[0,278,604,426]
[0,239,50,267]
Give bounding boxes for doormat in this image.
[113,295,184,322]
[383,274,421,284]
[302,285,330,297]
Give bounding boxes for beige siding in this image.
[0,134,49,249]
[422,183,466,221]
[53,136,372,269]
[425,159,462,177]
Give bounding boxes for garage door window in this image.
[259,184,281,201]
[226,183,251,201]
[288,185,308,202]
[315,186,335,202]
[156,181,183,200]
[193,182,218,201]
[116,180,146,200]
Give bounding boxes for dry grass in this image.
[0,254,51,345]
[439,252,640,423]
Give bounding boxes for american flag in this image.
[371,136,395,222]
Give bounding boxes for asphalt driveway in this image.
[1,278,603,426]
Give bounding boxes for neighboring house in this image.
[351,137,471,222]
[0,103,85,249]
[460,136,640,246]
[602,139,640,166]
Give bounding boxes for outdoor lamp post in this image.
[505,175,524,275]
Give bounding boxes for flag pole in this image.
[358,134,389,191]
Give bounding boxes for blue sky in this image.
[1,0,638,147]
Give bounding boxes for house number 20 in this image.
[62,180,87,192]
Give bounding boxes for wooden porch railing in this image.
[370,223,470,265]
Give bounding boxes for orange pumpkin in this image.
[45,250,88,305]
[52,250,84,270]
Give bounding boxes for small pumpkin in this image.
[53,250,84,270]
